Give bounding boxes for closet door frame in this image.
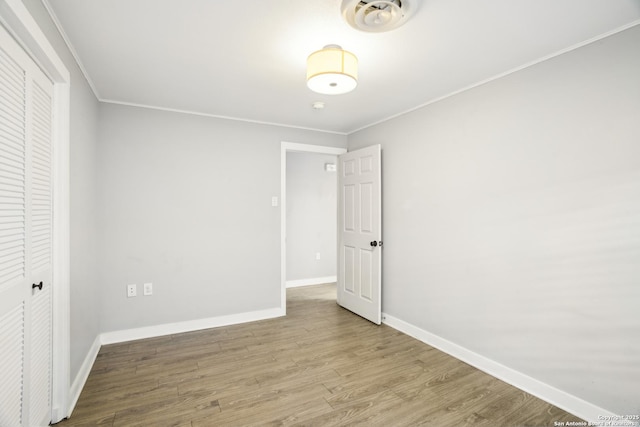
[0,0,70,423]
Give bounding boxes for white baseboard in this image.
[100,307,285,345]
[67,335,101,418]
[381,313,617,425]
[286,276,337,288]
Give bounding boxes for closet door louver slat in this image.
[0,303,25,427]
[30,82,51,273]
[29,286,51,424]
[0,45,26,294]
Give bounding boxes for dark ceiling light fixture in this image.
[341,0,417,32]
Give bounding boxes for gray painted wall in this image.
[22,0,101,381]
[348,26,640,415]
[286,152,337,282]
[97,103,346,332]
[14,2,639,417]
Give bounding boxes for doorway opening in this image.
[280,142,347,313]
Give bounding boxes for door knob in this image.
[32,281,43,291]
[370,241,378,247]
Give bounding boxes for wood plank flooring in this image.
[57,284,584,426]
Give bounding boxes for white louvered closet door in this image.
[0,23,53,427]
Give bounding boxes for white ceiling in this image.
[45,0,640,134]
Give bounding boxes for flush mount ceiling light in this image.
[341,0,417,32]
[306,45,358,95]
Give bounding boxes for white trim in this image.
[0,0,68,81]
[348,20,640,135]
[40,0,100,99]
[282,142,347,156]
[100,308,284,345]
[51,78,71,423]
[0,0,71,424]
[280,142,347,313]
[382,313,619,425]
[103,99,348,136]
[286,276,337,288]
[67,336,101,418]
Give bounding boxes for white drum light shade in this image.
[307,45,358,95]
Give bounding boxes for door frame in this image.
[280,142,347,312]
[0,0,71,423]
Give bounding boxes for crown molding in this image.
[41,0,101,99]
[347,19,640,135]
[100,98,349,135]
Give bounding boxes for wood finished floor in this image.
[58,284,583,427]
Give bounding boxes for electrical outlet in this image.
[143,282,153,296]
[127,284,137,298]
[316,252,321,260]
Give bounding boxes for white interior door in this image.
[337,145,382,324]
[0,23,53,427]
